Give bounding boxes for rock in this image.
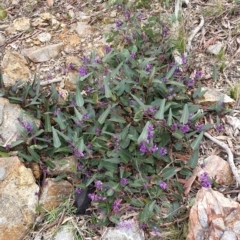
[13,17,31,31]
[187,188,240,240]
[48,155,76,176]
[75,187,94,214]
[53,225,75,240]
[22,43,64,63]
[102,219,145,240]
[75,22,94,38]
[64,71,79,91]
[77,12,91,22]
[199,155,233,185]
[39,178,72,211]
[2,51,31,86]
[0,97,39,146]
[37,32,52,42]
[0,33,6,46]
[0,156,39,240]
[207,42,223,55]
[195,87,235,107]
[110,10,117,18]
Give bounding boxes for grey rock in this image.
[102,219,145,240]
[1,51,31,87]
[0,33,6,46]
[0,156,39,240]
[75,22,94,38]
[37,32,52,43]
[22,43,64,63]
[207,42,223,55]
[54,225,75,240]
[0,97,40,146]
[13,17,30,31]
[0,167,6,180]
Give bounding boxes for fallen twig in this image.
[159,215,189,227]
[40,78,62,86]
[204,132,240,186]
[186,16,204,53]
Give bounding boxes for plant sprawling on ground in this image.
[0,0,225,238]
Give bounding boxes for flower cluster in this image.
[88,193,106,201]
[199,172,212,188]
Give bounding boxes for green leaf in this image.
[188,149,199,168]
[172,130,184,140]
[138,121,151,144]
[111,62,123,78]
[162,167,178,180]
[191,131,203,150]
[120,124,130,140]
[0,5,7,20]
[130,94,146,110]
[98,106,111,124]
[44,113,51,132]
[52,127,61,148]
[180,104,189,124]
[166,80,185,87]
[76,86,84,107]
[119,149,131,163]
[154,99,166,119]
[166,65,178,79]
[167,108,172,126]
[27,147,40,161]
[130,199,145,207]
[44,159,56,169]
[54,173,67,182]
[213,65,218,81]
[180,168,192,176]
[104,74,112,98]
[74,107,83,120]
[103,158,121,164]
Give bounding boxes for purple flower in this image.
[88,193,102,201]
[116,4,122,10]
[181,54,187,64]
[125,11,130,19]
[162,27,168,37]
[146,63,151,71]
[195,70,202,79]
[117,220,132,230]
[149,144,158,153]
[82,56,91,64]
[162,77,167,82]
[130,52,136,58]
[73,148,84,159]
[68,62,74,70]
[171,123,178,131]
[199,172,212,188]
[71,100,77,107]
[95,180,103,191]
[180,124,190,133]
[139,142,147,154]
[77,163,82,171]
[187,78,195,87]
[105,45,112,53]
[159,147,167,156]
[195,124,203,131]
[116,20,122,28]
[83,113,89,119]
[216,124,223,132]
[95,128,101,136]
[94,57,101,63]
[22,121,34,133]
[54,108,60,117]
[76,188,82,194]
[143,183,149,189]
[147,124,154,139]
[120,178,128,186]
[113,199,122,212]
[145,107,156,116]
[152,226,159,235]
[159,181,167,190]
[78,67,88,76]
